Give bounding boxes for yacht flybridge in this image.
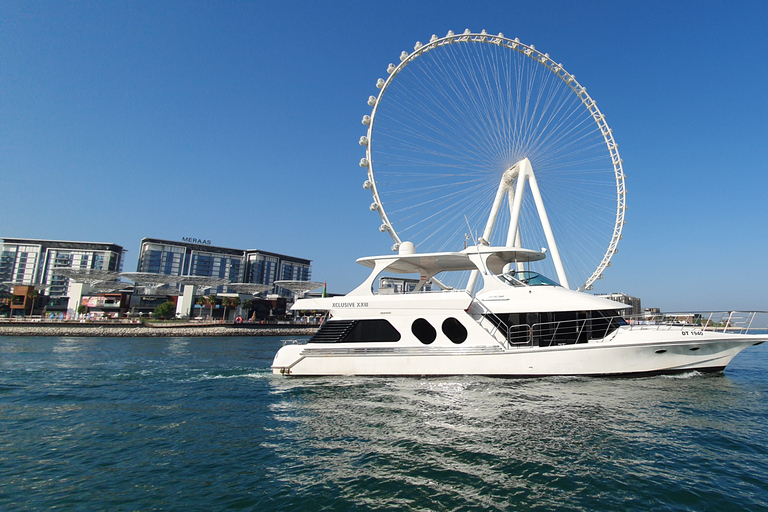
[271,244,766,377]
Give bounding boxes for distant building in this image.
[137,237,312,297]
[0,236,312,319]
[245,249,312,295]
[379,276,432,294]
[594,292,642,316]
[0,237,125,300]
[137,238,244,287]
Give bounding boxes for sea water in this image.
[1,336,766,511]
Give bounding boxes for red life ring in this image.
[235,316,243,324]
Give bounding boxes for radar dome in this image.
[398,241,416,255]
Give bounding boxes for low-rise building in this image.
[0,237,125,315]
[594,292,642,316]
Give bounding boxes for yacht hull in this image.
[271,330,764,377]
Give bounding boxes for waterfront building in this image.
[137,238,312,295]
[137,238,245,290]
[0,238,125,313]
[137,238,312,319]
[245,250,312,298]
[1,236,312,320]
[594,292,642,316]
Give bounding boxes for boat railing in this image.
[624,311,768,335]
[501,311,768,348]
[377,287,469,296]
[504,316,624,348]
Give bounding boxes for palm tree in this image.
[230,296,241,321]
[195,297,206,320]
[27,289,39,317]
[221,296,232,322]
[241,298,253,321]
[206,294,217,320]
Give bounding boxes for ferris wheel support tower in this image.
[467,158,569,293]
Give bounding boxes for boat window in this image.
[412,318,436,344]
[484,309,626,346]
[442,317,468,344]
[500,270,560,287]
[497,273,524,287]
[310,319,400,343]
[343,319,401,342]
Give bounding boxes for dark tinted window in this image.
[412,318,436,344]
[343,319,401,342]
[442,317,467,344]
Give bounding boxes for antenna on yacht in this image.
[464,216,478,246]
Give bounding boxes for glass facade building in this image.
[0,238,125,297]
[137,239,244,293]
[245,250,312,297]
[137,238,311,295]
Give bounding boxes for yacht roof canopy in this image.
[356,246,546,275]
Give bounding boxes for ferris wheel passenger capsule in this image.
[370,202,380,211]
[362,115,371,125]
[376,78,385,89]
[400,51,409,61]
[379,224,388,232]
[359,136,369,146]
[387,63,396,73]
[447,30,454,37]
[368,96,376,106]
[414,41,422,51]
[359,158,369,167]
[391,243,400,252]
[363,180,372,189]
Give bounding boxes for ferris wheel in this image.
[359,29,626,291]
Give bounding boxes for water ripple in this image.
[0,337,766,510]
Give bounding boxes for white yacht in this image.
[272,243,766,377]
[272,33,768,377]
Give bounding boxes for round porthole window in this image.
[442,317,467,344]
[412,318,436,344]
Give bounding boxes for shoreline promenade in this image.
[0,321,318,337]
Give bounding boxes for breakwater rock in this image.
[0,322,318,337]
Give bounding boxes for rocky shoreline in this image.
[0,322,318,337]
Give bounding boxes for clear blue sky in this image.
[2,1,766,311]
